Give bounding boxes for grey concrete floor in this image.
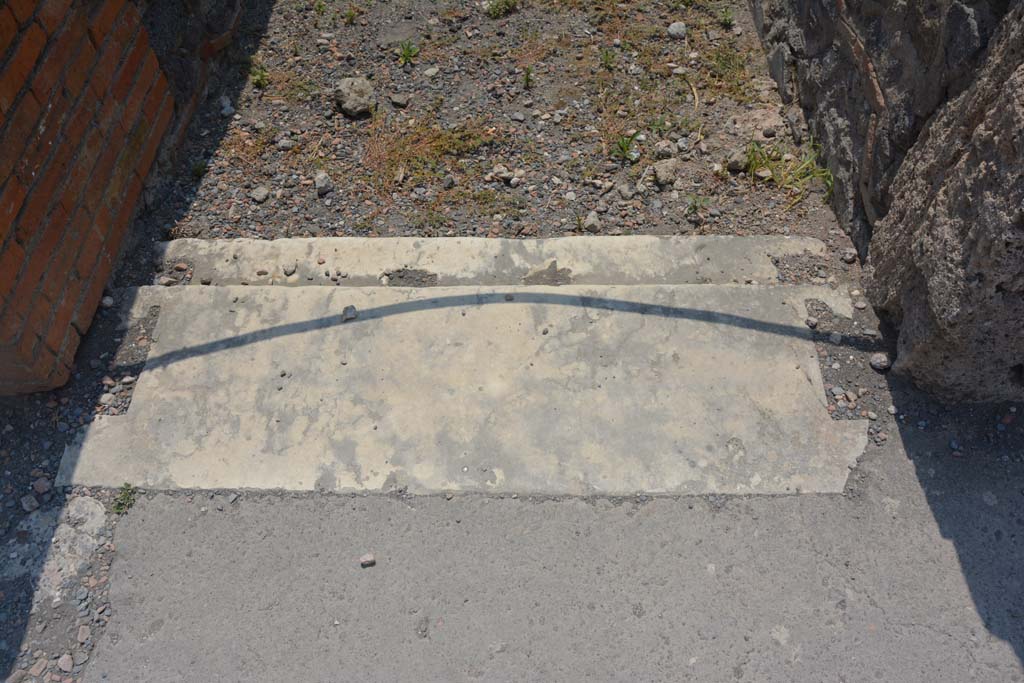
[83,432,1024,682]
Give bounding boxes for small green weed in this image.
[314,0,327,15]
[250,62,270,89]
[719,7,734,29]
[684,193,710,217]
[611,132,641,163]
[485,0,518,19]
[744,141,834,207]
[113,483,137,515]
[523,65,534,89]
[343,4,361,24]
[190,159,208,181]
[397,40,420,66]
[599,48,616,71]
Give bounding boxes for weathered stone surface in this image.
[754,0,1023,400]
[867,2,1024,401]
[751,0,1013,254]
[333,77,376,118]
[59,284,866,496]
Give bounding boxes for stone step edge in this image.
[154,235,828,288]
[109,282,856,326]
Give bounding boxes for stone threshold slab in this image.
[158,235,825,287]
[59,284,866,496]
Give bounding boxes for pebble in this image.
[668,21,687,39]
[360,553,376,568]
[314,171,334,197]
[100,295,115,308]
[869,352,892,372]
[583,211,602,233]
[20,494,39,512]
[423,67,440,77]
[57,654,73,673]
[805,317,818,329]
[251,186,270,203]
[342,305,359,321]
[840,248,858,264]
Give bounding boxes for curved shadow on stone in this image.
[142,290,885,372]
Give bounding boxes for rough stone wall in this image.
[0,0,173,393]
[752,0,1022,401]
[749,0,1012,254]
[868,1,1023,401]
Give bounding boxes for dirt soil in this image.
[122,0,839,255]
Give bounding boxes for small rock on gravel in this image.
[583,211,602,233]
[57,654,74,673]
[20,493,39,512]
[840,248,858,264]
[334,76,376,118]
[668,22,687,39]
[727,149,748,173]
[314,171,334,197]
[360,553,376,568]
[652,158,681,186]
[251,186,270,203]
[342,305,359,321]
[870,352,892,372]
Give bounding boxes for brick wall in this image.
[0,0,173,393]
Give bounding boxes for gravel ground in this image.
[2,1,1023,681]
[118,0,840,284]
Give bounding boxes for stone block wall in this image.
[0,0,173,393]
[751,0,1023,401]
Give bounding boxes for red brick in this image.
[104,123,146,207]
[14,140,73,243]
[29,20,86,101]
[7,0,35,25]
[107,175,140,246]
[0,239,26,299]
[110,30,147,101]
[62,37,96,98]
[0,177,28,237]
[0,90,40,181]
[41,238,77,303]
[45,289,77,353]
[0,308,25,343]
[73,258,109,332]
[17,93,67,183]
[37,0,73,35]
[24,289,53,340]
[0,21,45,113]
[14,204,66,303]
[16,314,40,360]
[59,125,103,213]
[120,49,156,123]
[56,325,79,364]
[87,0,125,46]
[0,8,17,54]
[136,92,173,176]
[82,142,118,215]
[119,0,142,28]
[91,10,136,88]
[74,224,103,278]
